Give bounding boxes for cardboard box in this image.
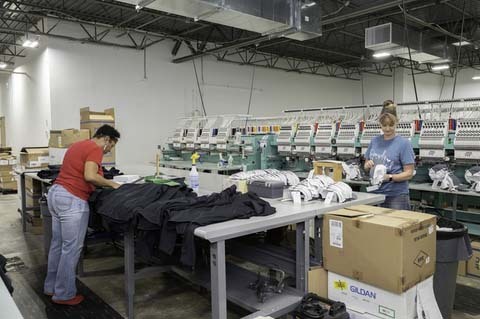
[0,176,15,183]
[323,207,436,294]
[26,190,41,208]
[0,181,17,190]
[48,148,68,165]
[458,261,467,276]
[0,170,13,177]
[0,164,13,171]
[49,129,90,148]
[20,147,49,169]
[467,241,480,278]
[25,175,42,194]
[308,266,328,298]
[80,107,115,165]
[328,272,436,319]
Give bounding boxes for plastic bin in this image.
[39,196,52,258]
[247,180,285,198]
[433,217,472,319]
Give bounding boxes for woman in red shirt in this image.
[44,124,121,305]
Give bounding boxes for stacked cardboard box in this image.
[80,107,115,166]
[48,128,90,165]
[25,175,41,218]
[323,205,438,318]
[0,151,17,191]
[467,241,480,278]
[20,147,49,169]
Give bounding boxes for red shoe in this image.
[52,294,84,305]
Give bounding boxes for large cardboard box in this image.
[0,181,17,190]
[25,175,42,194]
[308,266,328,298]
[467,241,480,278]
[323,207,436,294]
[20,147,49,169]
[0,170,13,177]
[26,190,41,208]
[0,176,15,183]
[49,129,90,148]
[458,261,467,276]
[48,148,68,166]
[328,272,438,319]
[80,107,115,165]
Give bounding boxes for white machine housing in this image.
[454,119,480,161]
[419,121,449,159]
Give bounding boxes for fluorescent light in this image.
[431,64,449,71]
[472,76,480,80]
[135,0,156,11]
[0,62,7,69]
[301,2,316,9]
[452,41,471,46]
[22,39,39,48]
[373,52,391,58]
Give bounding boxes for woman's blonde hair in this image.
[379,100,398,125]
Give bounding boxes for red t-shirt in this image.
[55,140,103,200]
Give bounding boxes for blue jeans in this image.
[44,184,89,300]
[380,194,411,210]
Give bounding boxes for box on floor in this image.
[467,241,480,278]
[328,272,440,319]
[323,205,436,294]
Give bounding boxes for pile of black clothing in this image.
[89,183,276,267]
[37,165,62,180]
[103,167,123,180]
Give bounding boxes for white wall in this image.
[1,49,51,153]
[45,30,364,169]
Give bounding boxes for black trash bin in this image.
[39,195,52,258]
[433,217,472,319]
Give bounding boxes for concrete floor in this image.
[0,193,479,319]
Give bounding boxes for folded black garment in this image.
[89,183,195,224]
[37,168,61,180]
[102,166,124,180]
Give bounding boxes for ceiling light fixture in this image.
[22,38,39,48]
[431,64,450,71]
[452,41,471,46]
[135,0,156,11]
[0,62,7,69]
[301,2,317,9]
[472,76,480,80]
[373,52,391,58]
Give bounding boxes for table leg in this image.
[314,217,323,264]
[210,240,227,319]
[452,194,458,221]
[296,220,309,293]
[125,227,135,319]
[20,173,27,232]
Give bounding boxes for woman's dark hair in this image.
[93,124,120,142]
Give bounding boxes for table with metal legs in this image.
[116,192,384,319]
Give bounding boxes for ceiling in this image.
[1,0,479,79]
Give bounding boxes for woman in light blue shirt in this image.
[364,100,415,210]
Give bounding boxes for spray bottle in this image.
[189,152,200,193]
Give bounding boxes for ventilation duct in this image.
[123,0,321,41]
[365,23,451,64]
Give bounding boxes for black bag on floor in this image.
[294,293,349,319]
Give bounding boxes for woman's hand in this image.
[364,160,375,171]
